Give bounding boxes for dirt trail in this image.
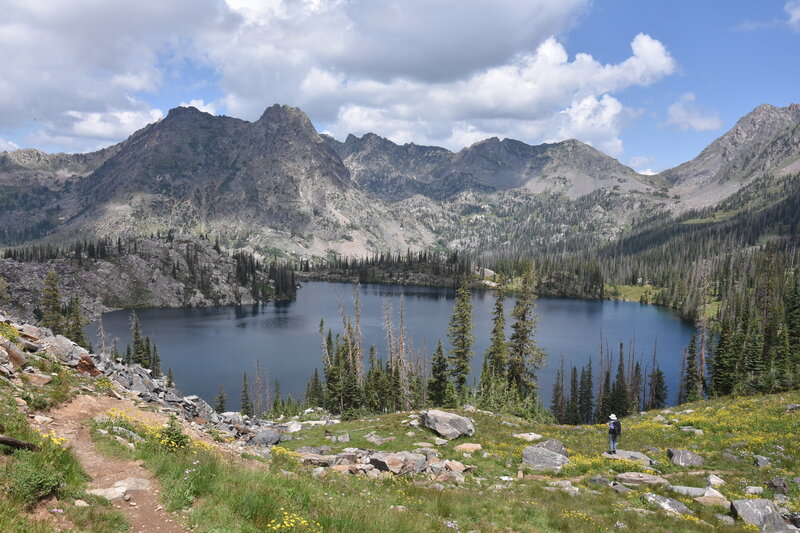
[31,394,190,533]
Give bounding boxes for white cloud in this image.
[0,137,20,152]
[0,0,678,156]
[628,155,659,174]
[66,109,165,140]
[666,93,723,132]
[314,34,674,153]
[179,99,217,115]
[787,0,800,30]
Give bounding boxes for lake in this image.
[90,281,695,410]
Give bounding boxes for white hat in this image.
[609,414,617,420]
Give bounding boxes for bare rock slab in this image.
[420,410,474,440]
[602,449,654,466]
[667,448,705,467]
[615,472,669,487]
[731,499,788,530]
[521,446,570,473]
[512,432,543,442]
[643,492,694,515]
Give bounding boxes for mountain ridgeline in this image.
[2,102,799,262]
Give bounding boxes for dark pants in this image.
[609,432,618,452]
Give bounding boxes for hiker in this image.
[608,414,621,454]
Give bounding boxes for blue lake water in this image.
[90,281,695,410]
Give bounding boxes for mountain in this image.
[664,103,800,206]
[327,132,660,201]
[1,102,798,260]
[2,105,440,256]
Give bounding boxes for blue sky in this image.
[1,0,798,173]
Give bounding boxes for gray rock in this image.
[754,454,772,467]
[521,446,570,473]
[369,451,427,475]
[715,514,735,526]
[251,429,281,446]
[296,445,332,455]
[670,485,707,498]
[643,493,694,515]
[512,432,543,442]
[731,499,788,530]
[615,472,669,487]
[745,486,764,495]
[707,474,726,487]
[602,449,654,466]
[667,448,705,467]
[535,438,568,457]
[364,431,395,446]
[767,478,789,495]
[611,481,633,495]
[110,426,144,443]
[589,476,611,485]
[786,404,800,412]
[420,410,475,440]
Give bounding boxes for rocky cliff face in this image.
[664,103,800,207]
[327,133,657,201]
[0,235,264,322]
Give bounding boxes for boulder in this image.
[298,453,336,467]
[601,449,654,466]
[25,372,53,386]
[369,452,427,475]
[364,431,395,446]
[643,493,693,515]
[694,487,730,508]
[40,335,86,365]
[0,339,27,368]
[766,477,789,495]
[453,443,482,453]
[610,481,633,495]
[420,410,474,440]
[731,499,788,530]
[615,472,669,487]
[251,429,281,446]
[667,448,705,467]
[753,454,771,467]
[535,438,568,457]
[76,354,101,376]
[512,432,543,442]
[444,460,467,473]
[786,404,800,413]
[669,485,707,498]
[707,474,726,487]
[521,446,570,473]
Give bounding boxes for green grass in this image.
[0,363,128,532]
[89,391,800,532]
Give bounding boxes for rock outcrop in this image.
[420,410,475,440]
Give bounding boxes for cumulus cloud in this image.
[666,93,723,132]
[787,0,800,30]
[0,137,20,152]
[179,100,217,115]
[0,0,678,156]
[628,155,659,174]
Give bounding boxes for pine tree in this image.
[566,366,580,425]
[484,283,508,380]
[214,384,227,413]
[240,373,253,417]
[40,270,63,334]
[272,379,283,415]
[597,369,613,420]
[608,343,630,417]
[130,312,146,367]
[305,368,324,407]
[150,345,161,378]
[683,334,699,403]
[743,317,766,392]
[648,365,668,409]
[629,361,643,413]
[550,361,566,423]
[711,317,736,396]
[428,339,449,406]
[447,278,474,394]
[166,368,174,388]
[507,264,545,399]
[64,297,88,349]
[578,359,595,424]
